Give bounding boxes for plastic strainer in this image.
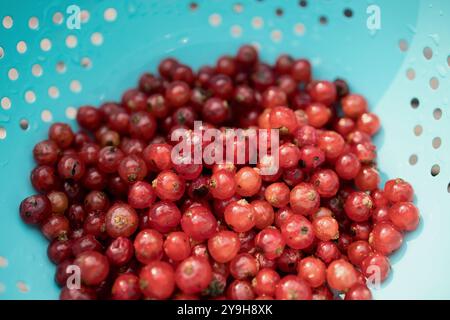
[0,0,449,300]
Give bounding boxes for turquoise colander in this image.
[0,0,449,300]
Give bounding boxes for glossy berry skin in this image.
[369,222,403,255]
[83,190,109,214]
[279,143,300,169]
[252,268,280,296]
[49,123,74,149]
[140,261,175,299]
[112,274,141,300]
[344,192,373,222]
[274,54,294,74]
[31,165,59,193]
[312,216,339,241]
[98,146,125,173]
[128,181,155,209]
[290,183,320,215]
[208,231,240,263]
[306,103,332,128]
[202,98,229,125]
[19,194,51,225]
[71,234,102,256]
[293,125,317,147]
[280,214,314,250]
[105,203,138,238]
[74,251,110,286]
[106,236,134,266]
[262,86,287,109]
[227,280,255,300]
[235,167,262,197]
[341,94,368,119]
[134,229,163,264]
[335,153,361,180]
[33,140,59,165]
[334,117,355,136]
[299,145,325,170]
[175,256,212,294]
[317,130,345,160]
[236,45,258,66]
[57,155,85,181]
[55,259,74,286]
[41,215,70,240]
[147,201,181,233]
[60,285,97,300]
[209,170,236,200]
[355,165,380,191]
[384,178,414,203]
[347,240,373,267]
[173,161,202,181]
[251,200,275,229]
[372,207,390,224]
[47,239,72,264]
[224,200,256,233]
[345,284,373,300]
[158,57,178,79]
[361,253,391,283]
[164,232,191,261]
[153,170,185,201]
[311,169,340,198]
[77,106,102,131]
[118,155,148,184]
[297,257,327,288]
[139,72,163,94]
[388,202,419,231]
[315,241,341,265]
[122,89,148,112]
[282,167,304,187]
[264,182,290,208]
[371,189,388,208]
[269,106,299,135]
[308,81,336,106]
[129,111,157,141]
[326,259,358,292]
[277,247,301,273]
[275,275,312,300]
[351,221,371,241]
[209,74,234,99]
[142,143,173,172]
[165,81,191,108]
[229,253,259,280]
[255,227,286,260]
[357,112,380,136]
[291,59,311,83]
[181,205,218,241]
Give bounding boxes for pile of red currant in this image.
[19,45,420,300]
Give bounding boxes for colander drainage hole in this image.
[19,119,29,130]
[433,108,442,120]
[432,137,441,149]
[343,8,353,18]
[447,182,450,193]
[409,154,418,165]
[276,8,284,16]
[189,2,198,11]
[319,16,328,25]
[299,0,308,8]
[431,164,440,177]
[411,98,420,109]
